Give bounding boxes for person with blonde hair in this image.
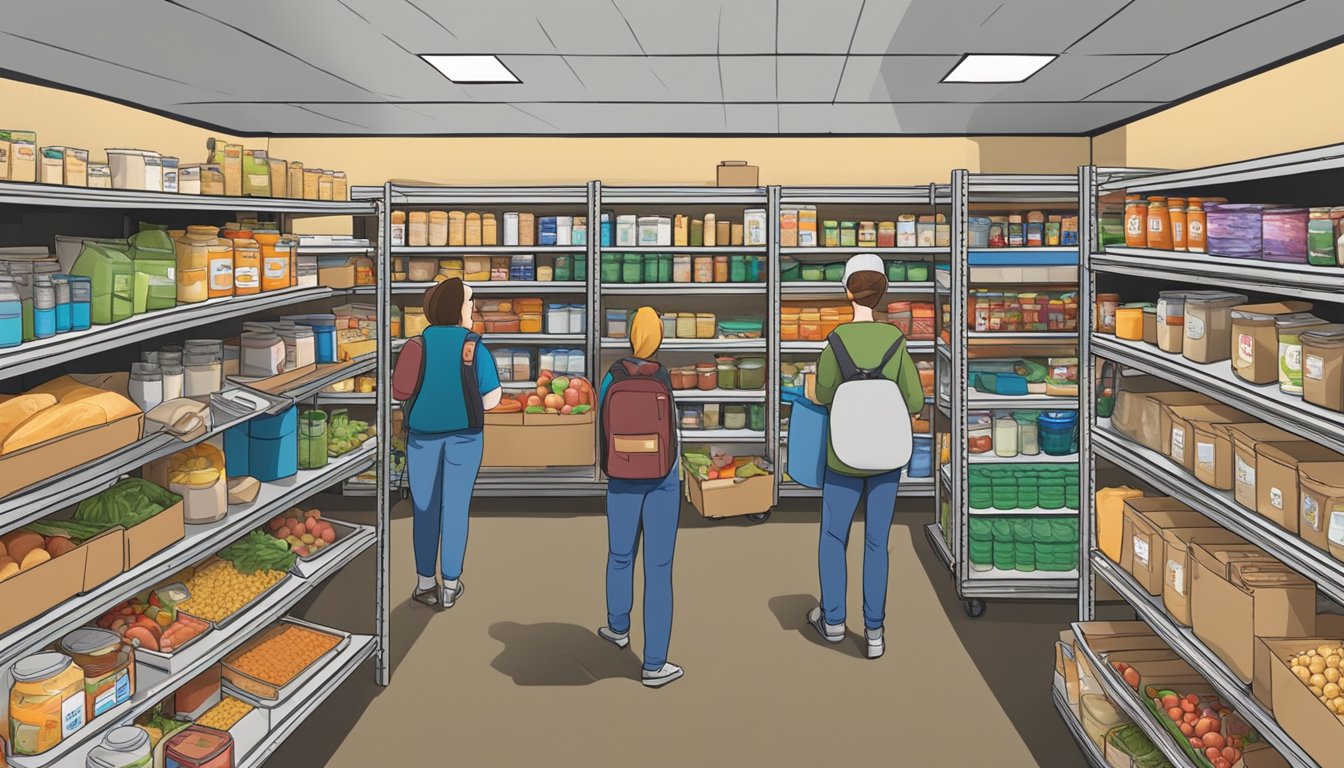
[595,306,684,687]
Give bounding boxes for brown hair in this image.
[425,278,466,326]
[846,271,888,309]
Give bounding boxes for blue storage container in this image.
[909,435,933,478]
[784,394,828,489]
[224,424,250,477]
[250,406,297,439]
[1039,411,1079,456]
[246,406,298,481]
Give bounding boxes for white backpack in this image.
[826,332,912,472]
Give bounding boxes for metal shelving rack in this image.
[927,171,1082,619]
[0,182,389,767]
[597,184,777,512]
[1071,146,1344,768]
[774,184,950,500]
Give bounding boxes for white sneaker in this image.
[866,627,885,659]
[441,580,465,609]
[642,663,684,688]
[598,626,630,649]
[807,607,845,644]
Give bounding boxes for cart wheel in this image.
[964,599,986,619]
[746,511,771,523]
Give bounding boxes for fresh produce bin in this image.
[683,471,772,519]
[222,618,349,704]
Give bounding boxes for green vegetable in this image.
[23,519,111,541]
[525,406,545,414]
[1107,725,1171,768]
[218,530,298,575]
[569,404,591,415]
[737,461,768,479]
[682,452,712,467]
[74,478,181,527]
[551,376,570,396]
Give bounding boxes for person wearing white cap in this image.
[806,253,925,659]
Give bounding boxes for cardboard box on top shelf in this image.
[1195,421,1292,491]
[1257,634,1344,768]
[1112,385,1212,452]
[1252,613,1344,711]
[1296,460,1344,552]
[684,471,772,519]
[0,373,145,498]
[1161,526,1249,627]
[1257,443,1344,535]
[0,525,123,634]
[1190,540,1316,683]
[0,130,37,182]
[715,160,759,187]
[1161,402,1252,472]
[481,410,595,468]
[1119,497,1210,595]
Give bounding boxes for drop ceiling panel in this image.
[524,103,730,133]
[850,0,1128,55]
[1088,0,1344,102]
[718,0,780,54]
[777,0,865,54]
[776,57,847,102]
[720,56,777,101]
[1068,0,1299,55]
[835,53,1160,103]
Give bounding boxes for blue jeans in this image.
[819,466,902,629]
[606,463,680,671]
[408,429,483,581]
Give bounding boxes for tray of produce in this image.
[1136,680,1259,768]
[261,507,350,562]
[176,552,292,629]
[220,618,349,704]
[95,583,212,670]
[326,408,375,458]
[195,695,255,731]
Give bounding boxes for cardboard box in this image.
[1112,383,1211,452]
[715,160,759,187]
[1256,443,1342,534]
[1161,526,1248,626]
[123,498,185,570]
[1161,402,1251,472]
[482,411,595,467]
[1120,497,1210,595]
[1252,615,1344,710]
[683,471,772,519]
[0,413,143,498]
[1198,422,1292,491]
[0,527,123,633]
[1298,461,1344,551]
[1,130,37,182]
[1191,541,1316,683]
[1258,635,1344,768]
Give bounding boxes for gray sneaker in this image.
[807,607,845,644]
[598,626,630,648]
[411,585,439,608]
[866,627,885,659]
[441,580,465,609]
[642,663,684,688]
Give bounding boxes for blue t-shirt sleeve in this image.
[597,372,613,407]
[475,343,500,394]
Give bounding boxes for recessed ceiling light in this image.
[421,55,520,84]
[942,54,1056,83]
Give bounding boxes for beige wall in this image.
[1092,43,1344,169]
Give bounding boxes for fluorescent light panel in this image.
[421,55,520,83]
[942,54,1056,83]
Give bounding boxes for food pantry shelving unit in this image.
[775,185,949,501]
[1068,147,1344,768]
[927,171,1082,619]
[0,182,391,766]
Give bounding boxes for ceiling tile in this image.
[835,53,1159,103]
[720,56,777,101]
[719,0,779,54]
[776,56,847,102]
[609,0,774,55]
[725,103,779,132]
[1068,0,1299,55]
[778,0,865,54]
[526,103,729,133]
[777,104,834,133]
[850,0,1128,55]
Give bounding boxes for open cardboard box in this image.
[1252,614,1344,711]
[1162,527,1251,627]
[1256,634,1344,768]
[482,411,595,468]
[0,372,144,498]
[1119,497,1208,595]
[683,470,773,519]
[0,525,123,634]
[1161,402,1252,472]
[1112,386,1211,452]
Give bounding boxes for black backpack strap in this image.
[872,337,906,377]
[827,332,862,381]
[462,332,485,428]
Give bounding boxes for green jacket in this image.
[815,322,925,477]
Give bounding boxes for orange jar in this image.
[1124,195,1148,247]
[1145,197,1172,250]
[780,307,801,341]
[254,231,291,292]
[227,230,260,296]
[1186,198,1207,253]
[1167,197,1187,251]
[820,308,842,338]
[799,310,822,341]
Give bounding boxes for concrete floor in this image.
[274,497,1084,767]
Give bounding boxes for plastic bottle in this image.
[52,275,71,333]
[0,276,21,348]
[68,276,92,331]
[32,275,55,338]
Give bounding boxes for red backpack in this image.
[600,358,677,480]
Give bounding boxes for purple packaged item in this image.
[1204,202,1263,259]
[1261,207,1309,263]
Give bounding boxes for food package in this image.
[0,393,57,444]
[2,401,107,454]
[226,477,260,505]
[221,621,345,700]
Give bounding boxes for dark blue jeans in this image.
[606,463,681,670]
[408,429,483,580]
[819,466,902,629]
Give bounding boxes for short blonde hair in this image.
[629,307,663,359]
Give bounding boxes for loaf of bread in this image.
[0,393,58,445]
[72,390,140,421]
[2,401,107,454]
[27,375,85,400]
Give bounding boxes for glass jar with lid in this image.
[299,410,329,470]
[1014,411,1040,456]
[695,363,718,391]
[184,352,222,397]
[715,357,738,389]
[175,226,217,303]
[32,275,56,338]
[993,415,1019,458]
[129,362,165,412]
[0,275,21,348]
[87,726,151,768]
[57,627,135,721]
[229,234,261,296]
[723,405,748,430]
[701,403,722,430]
[254,231,291,292]
[8,652,85,756]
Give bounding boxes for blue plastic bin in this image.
[246,406,298,481]
[224,424,250,478]
[909,435,933,478]
[785,394,828,489]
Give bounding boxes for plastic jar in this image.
[1124,195,1148,247]
[993,416,1019,458]
[68,275,92,331]
[723,405,747,431]
[56,628,135,721]
[240,330,285,377]
[255,231,291,292]
[878,220,896,248]
[858,221,877,247]
[0,276,21,348]
[1168,197,1188,251]
[672,255,692,283]
[822,221,840,248]
[738,358,766,390]
[129,362,164,412]
[705,356,733,390]
[31,275,56,339]
[1014,411,1040,455]
[1184,291,1249,364]
[1278,315,1331,395]
[183,352,222,397]
[839,221,858,248]
[968,217,991,248]
[230,235,261,296]
[1186,198,1207,253]
[163,726,234,768]
[1095,293,1120,334]
[1115,304,1147,341]
[1156,291,1190,353]
[299,410,329,469]
[87,726,152,768]
[161,363,184,401]
[51,275,70,333]
[1145,197,1172,250]
[1039,411,1079,456]
[701,403,721,429]
[278,324,315,370]
[8,652,86,756]
[175,226,216,303]
[693,255,714,283]
[695,363,718,391]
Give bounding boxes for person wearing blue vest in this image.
[392,278,501,609]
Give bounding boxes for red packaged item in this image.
[164,725,234,768]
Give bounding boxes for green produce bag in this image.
[1013,518,1034,542]
[993,542,1016,570]
[1050,518,1079,542]
[992,519,1015,543]
[1018,490,1039,509]
[968,517,992,539]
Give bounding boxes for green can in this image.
[554,254,573,282]
[574,254,587,281]
[886,261,907,282]
[659,254,672,283]
[906,262,930,281]
[730,255,748,283]
[839,221,858,248]
[601,253,621,283]
[643,254,660,283]
[622,253,643,283]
